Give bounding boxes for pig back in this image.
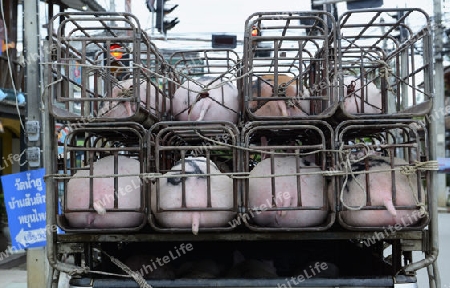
[171,77,239,123]
[150,157,236,232]
[248,156,328,228]
[248,75,311,118]
[342,76,382,114]
[65,155,144,229]
[338,156,426,228]
[99,78,169,120]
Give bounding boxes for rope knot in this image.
[400,165,417,175]
[416,202,428,218]
[118,86,133,98]
[346,80,356,95]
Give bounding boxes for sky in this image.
[25,0,443,53]
[105,0,437,35]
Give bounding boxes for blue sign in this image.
[438,158,450,173]
[1,168,47,250]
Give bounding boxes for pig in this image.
[225,250,278,278]
[176,259,225,279]
[248,156,328,228]
[293,261,339,278]
[98,78,168,119]
[150,157,236,235]
[124,254,176,279]
[171,77,240,123]
[65,155,144,229]
[249,76,310,117]
[336,156,425,227]
[342,76,382,114]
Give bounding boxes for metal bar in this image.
[56,231,426,242]
[68,276,419,287]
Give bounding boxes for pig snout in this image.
[343,76,382,114]
[65,155,144,229]
[171,77,240,123]
[248,156,328,228]
[150,157,236,234]
[337,156,425,227]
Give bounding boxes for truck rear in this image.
[43,8,439,288]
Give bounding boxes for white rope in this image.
[102,251,152,288]
[194,131,322,158]
[338,146,368,211]
[374,59,394,93]
[337,144,437,212]
[400,160,438,217]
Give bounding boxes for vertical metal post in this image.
[110,0,115,26]
[429,0,444,287]
[24,0,48,287]
[125,0,132,37]
[433,0,447,207]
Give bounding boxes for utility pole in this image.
[110,0,115,26]
[433,0,446,207]
[125,0,132,36]
[428,1,444,286]
[125,0,131,14]
[24,0,48,287]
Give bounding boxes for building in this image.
[0,0,106,222]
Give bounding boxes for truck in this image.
[41,7,440,288]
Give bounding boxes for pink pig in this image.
[342,76,382,114]
[98,78,168,119]
[65,155,144,229]
[248,156,328,228]
[249,78,310,117]
[171,77,240,123]
[150,157,236,235]
[336,156,425,227]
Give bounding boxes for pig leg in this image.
[276,100,289,116]
[124,101,133,116]
[260,136,269,160]
[87,213,97,226]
